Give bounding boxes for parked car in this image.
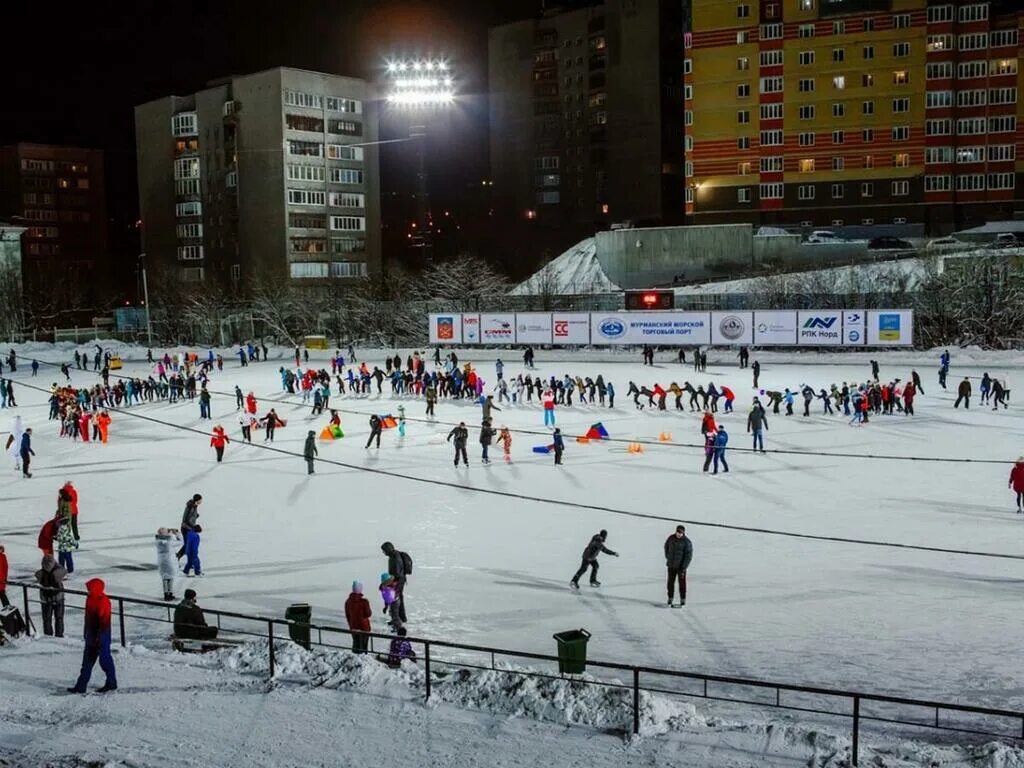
[868,236,914,251]
[925,236,968,253]
[990,233,1021,249]
[805,230,845,244]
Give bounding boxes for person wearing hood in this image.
[19,428,34,478]
[155,528,181,601]
[173,589,218,640]
[345,581,373,653]
[570,530,618,589]
[380,542,409,623]
[304,430,318,474]
[210,425,229,463]
[60,481,81,541]
[69,578,117,693]
[35,554,66,636]
[1010,457,1024,513]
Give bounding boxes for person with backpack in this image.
[380,541,411,623]
[570,530,618,589]
[55,516,78,575]
[664,525,693,607]
[35,554,66,637]
[68,578,117,693]
[345,581,373,654]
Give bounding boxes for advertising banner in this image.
[866,309,913,346]
[514,313,553,345]
[842,309,866,346]
[589,312,711,345]
[428,313,462,345]
[480,313,516,344]
[551,312,591,345]
[461,313,480,344]
[710,311,753,346]
[753,311,797,345]
[797,310,843,346]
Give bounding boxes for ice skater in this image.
[447,421,469,466]
[663,525,693,607]
[570,530,618,589]
[1010,458,1024,513]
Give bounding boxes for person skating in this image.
[912,369,924,395]
[304,430,318,474]
[0,544,7,608]
[552,428,564,465]
[264,409,281,441]
[182,525,202,577]
[68,578,117,693]
[902,381,916,415]
[210,425,229,463]
[542,389,556,426]
[752,360,761,389]
[747,400,768,453]
[738,346,749,369]
[992,377,1008,410]
[176,494,202,561]
[939,350,950,389]
[345,581,372,653]
[479,419,495,464]
[238,412,252,443]
[35,554,67,636]
[497,426,512,464]
[801,385,814,417]
[173,589,218,640]
[20,428,34,478]
[380,542,410,623]
[954,377,971,409]
[379,574,403,631]
[365,414,383,449]
[570,530,618,588]
[155,527,181,601]
[701,431,716,473]
[1010,457,1024,513]
[713,427,729,474]
[447,421,469,466]
[424,381,437,418]
[664,525,693,607]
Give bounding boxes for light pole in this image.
[139,252,153,346]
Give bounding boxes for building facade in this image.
[685,0,1024,233]
[489,0,686,249]
[0,143,108,312]
[135,67,380,291]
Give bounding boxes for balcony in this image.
[819,0,892,17]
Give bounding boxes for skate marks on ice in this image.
[870,563,1024,589]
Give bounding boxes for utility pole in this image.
[139,252,153,346]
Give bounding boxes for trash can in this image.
[553,628,591,674]
[109,355,123,370]
[285,603,312,649]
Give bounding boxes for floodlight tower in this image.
[384,58,455,263]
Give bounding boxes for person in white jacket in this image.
[6,415,23,471]
[155,527,181,601]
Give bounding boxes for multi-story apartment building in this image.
[685,0,1024,233]
[489,0,686,247]
[0,143,108,309]
[135,67,380,290]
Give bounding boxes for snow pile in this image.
[510,238,621,296]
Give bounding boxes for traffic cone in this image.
[627,442,644,454]
[658,432,673,442]
[576,436,590,444]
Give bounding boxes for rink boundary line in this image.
[21,377,1024,563]
[27,357,1015,466]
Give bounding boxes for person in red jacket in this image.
[700,410,717,436]
[1009,458,1024,513]
[344,580,372,654]
[209,425,229,463]
[60,481,80,540]
[69,578,117,693]
[0,543,8,607]
[38,516,59,556]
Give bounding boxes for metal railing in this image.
[10,580,1023,765]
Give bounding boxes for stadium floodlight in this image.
[385,58,456,108]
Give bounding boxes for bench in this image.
[170,634,244,654]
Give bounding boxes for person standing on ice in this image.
[304,430,318,474]
[345,581,372,653]
[497,426,512,463]
[570,530,618,589]
[738,346,749,368]
[1009,458,1024,513]
[68,578,117,694]
[747,401,767,453]
[664,525,693,607]
[264,408,281,441]
[954,377,971,409]
[176,494,202,561]
[182,525,202,577]
[938,351,950,389]
[397,404,406,437]
[552,428,564,465]
[701,431,717,473]
[542,389,556,426]
[365,414,383,449]
[19,428,34,478]
[479,419,495,465]
[447,421,469,466]
[155,528,181,601]
[210,425,229,463]
[380,542,409,623]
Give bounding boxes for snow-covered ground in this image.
[2,342,1023,765]
[509,237,620,295]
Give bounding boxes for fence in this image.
[10,580,1023,765]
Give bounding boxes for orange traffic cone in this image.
[576,436,591,444]
[627,442,644,454]
[658,432,673,442]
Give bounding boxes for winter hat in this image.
[352,581,363,594]
[157,527,168,536]
[380,572,391,583]
[599,529,608,539]
[184,589,197,600]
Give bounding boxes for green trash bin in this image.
[285,603,312,649]
[553,628,591,674]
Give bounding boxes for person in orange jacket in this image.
[96,411,111,443]
[60,481,81,540]
[210,425,229,463]
[68,578,117,693]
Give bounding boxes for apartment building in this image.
[135,67,380,290]
[684,0,1024,233]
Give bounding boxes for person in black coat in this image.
[447,422,469,466]
[19,429,34,478]
[552,428,564,465]
[173,589,218,640]
[304,431,318,474]
[365,414,383,449]
[176,494,202,560]
[664,525,693,607]
[570,530,618,588]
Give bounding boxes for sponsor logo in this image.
[436,317,454,340]
[878,313,901,341]
[718,315,745,341]
[598,318,626,339]
[757,322,768,333]
[848,329,861,342]
[463,316,478,325]
[554,320,569,337]
[803,317,838,329]
[846,313,862,324]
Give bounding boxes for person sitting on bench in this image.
[378,626,416,667]
[173,589,218,641]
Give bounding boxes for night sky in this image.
[0,1,553,247]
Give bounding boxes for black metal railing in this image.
[10,580,1023,766]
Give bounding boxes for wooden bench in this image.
[170,634,244,654]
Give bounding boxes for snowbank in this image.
[510,238,620,296]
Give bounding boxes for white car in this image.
[805,230,845,244]
[925,236,968,253]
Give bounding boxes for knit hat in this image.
[352,581,363,594]
[380,572,391,583]
[184,589,197,600]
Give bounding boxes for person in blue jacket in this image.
[783,388,795,416]
[552,428,564,465]
[20,428,34,478]
[606,381,615,408]
[713,427,729,474]
[182,526,202,576]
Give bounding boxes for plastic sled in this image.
[532,445,552,454]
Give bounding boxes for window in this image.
[684,85,693,100]
[288,140,322,157]
[893,14,910,29]
[925,119,952,136]
[956,90,986,108]
[330,120,361,136]
[329,192,365,208]
[20,158,55,172]
[685,136,693,152]
[862,100,875,115]
[927,62,952,80]
[798,78,815,92]
[177,245,204,261]
[684,58,692,74]
[330,168,364,185]
[225,169,237,189]
[799,158,816,173]
[287,189,326,206]
[171,112,198,137]
[738,188,751,203]
[991,59,1017,76]
[287,164,326,182]
[863,18,874,32]
[927,34,952,53]
[833,76,846,89]
[326,145,364,161]
[832,103,845,118]
[799,51,815,65]
[760,104,783,120]
[958,4,988,22]
[738,161,753,175]
[955,147,984,164]
[832,130,845,145]
[833,20,845,34]
[737,83,751,98]
[926,91,952,109]
[737,57,750,71]
[798,185,815,200]
[957,118,986,135]
[759,183,783,199]
[990,30,1018,48]
[77,178,89,190]
[954,174,985,191]
[685,188,694,204]
[988,145,1015,162]
[330,216,366,231]
[799,105,815,120]
[893,153,910,168]
[173,158,200,179]
[891,180,910,196]
[892,98,910,114]
[862,45,874,60]
[737,31,750,44]
[988,173,1015,190]
[891,126,909,141]
[925,176,952,192]
[175,178,200,196]
[799,24,814,38]
[760,50,783,67]
[863,155,874,169]
[957,61,987,79]
[536,190,560,204]
[283,90,323,109]
[927,5,953,23]
[832,157,844,171]
[925,146,952,164]
[799,132,815,146]
[988,116,1017,133]
[536,156,560,170]
[959,33,987,51]
[989,88,1017,105]
[289,262,329,279]
[831,184,844,199]
[759,76,783,93]
[537,173,560,187]
[290,238,327,253]
[760,157,784,172]
[175,201,202,217]
[737,3,750,16]
[330,261,368,278]
[832,48,845,63]
[862,128,874,142]
[893,42,910,57]
[760,130,783,146]
[289,213,326,229]
[862,74,874,87]
[737,137,750,150]
[331,238,365,254]
[286,113,324,133]
[760,23,782,40]
[325,97,361,114]
[893,71,908,85]
[737,110,751,124]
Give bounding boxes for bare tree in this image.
[415,253,512,313]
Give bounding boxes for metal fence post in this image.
[22,584,31,633]
[852,695,860,766]
[268,621,276,679]
[118,599,126,647]
[633,668,640,736]
[424,641,431,700]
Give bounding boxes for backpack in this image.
[0,605,26,638]
[399,551,413,576]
